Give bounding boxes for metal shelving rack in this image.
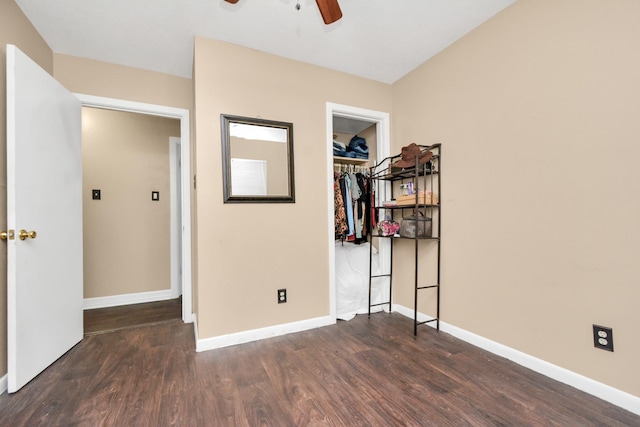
[368,144,441,335]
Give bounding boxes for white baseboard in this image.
[392,304,640,416]
[193,313,199,342]
[183,308,194,324]
[196,315,335,352]
[83,289,175,310]
[0,374,6,394]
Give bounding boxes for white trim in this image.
[392,304,433,324]
[75,94,193,323]
[196,316,334,352]
[193,314,199,343]
[392,304,640,416]
[83,289,175,310]
[325,103,391,322]
[169,137,182,299]
[0,374,6,394]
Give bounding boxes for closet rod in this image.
[334,162,368,174]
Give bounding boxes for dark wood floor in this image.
[1,312,638,426]
[83,297,182,334]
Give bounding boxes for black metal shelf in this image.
[368,143,442,336]
[372,168,439,182]
[371,152,441,181]
[377,204,440,210]
[371,234,440,241]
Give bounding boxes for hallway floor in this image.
[83,297,182,334]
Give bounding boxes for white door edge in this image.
[325,102,391,322]
[75,94,193,323]
[169,136,182,298]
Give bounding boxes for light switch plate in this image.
[92,189,101,200]
[152,191,159,201]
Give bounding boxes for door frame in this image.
[325,102,391,321]
[169,136,182,298]
[76,94,193,323]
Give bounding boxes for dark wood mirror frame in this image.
[221,114,295,203]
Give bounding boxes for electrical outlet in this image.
[593,325,614,352]
[277,289,287,304]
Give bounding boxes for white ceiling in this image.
[15,0,515,84]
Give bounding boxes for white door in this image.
[5,45,83,393]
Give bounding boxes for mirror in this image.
[221,114,295,203]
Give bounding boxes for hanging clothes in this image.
[356,172,372,240]
[343,173,355,238]
[334,176,348,237]
[334,165,373,244]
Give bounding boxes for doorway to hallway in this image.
[82,107,180,313]
[77,94,193,324]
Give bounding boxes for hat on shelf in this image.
[391,143,433,169]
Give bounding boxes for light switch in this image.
[152,191,159,201]
[92,189,101,200]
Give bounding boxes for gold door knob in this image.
[18,229,37,240]
[1,230,15,241]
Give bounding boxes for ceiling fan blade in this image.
[316,0,342,25]
[224,0,239,3]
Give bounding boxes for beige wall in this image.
[82,107,179,298]
[392,0,640,397]
[54,54,192,111]
[193,37,392,338]
[0,0,54,380]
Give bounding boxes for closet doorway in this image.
[78,94,193,325]
[326,103,391,322]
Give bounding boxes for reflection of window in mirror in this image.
[230,158,267,195]
[221,114,295,203]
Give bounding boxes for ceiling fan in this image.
[223,0,343,25]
